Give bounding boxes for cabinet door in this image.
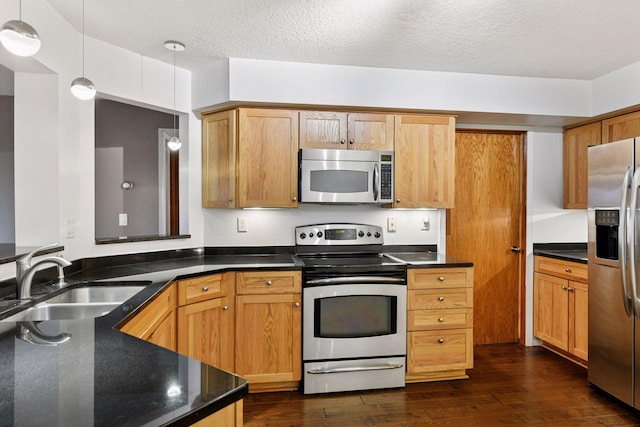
[299,111,348,149]
[177,296,234,372]
[202,110,236,208]
[347,113,394,151]
[235,293,301,385]
[533,272,569,350]
[148,310,177,352]
[407,329,473,374]
[394,115,455,208]
[569,281,588,360]
[563,122,601,209]
[602,110,640,143]
[237,109,299,208]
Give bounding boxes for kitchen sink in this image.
[1,285,146,322]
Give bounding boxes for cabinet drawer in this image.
[236,271,302,294]
[408,288,472,310]
[407,329,473,372]
[408,268,472,289]
[408,308,473,330]
[534,256,587,283]
[177,273,228,306]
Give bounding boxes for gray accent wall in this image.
[94,99,175,239]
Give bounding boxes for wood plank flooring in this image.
[243,344,640,426]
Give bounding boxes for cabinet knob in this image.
[223,305,229,310]
[396,198,400,203]
[561,286,567,291]
[438,276,445,282]
[266,280,273,286]
[439,317,445,323]
[295,302,300,307]
[340,139,346,145]
[438,296,445,302]
[567,287,574,292]
[565,268,571,273]
[349,139,354,145]
[292,196,297,202]
[438,338,445,344]
[202,286,209,292]
[228,198,233,202]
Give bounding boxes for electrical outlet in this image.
[237,217,248,232]
[387,217,397,232]
[119,213,128,226]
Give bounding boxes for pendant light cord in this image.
[81,0,85,76]
[19,0,22,20]
[173,45,176,136]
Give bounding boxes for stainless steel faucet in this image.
[16,244,72,300]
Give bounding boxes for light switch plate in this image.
[237,217,248,232]
[119,213,128,226]
[387,217,397,232]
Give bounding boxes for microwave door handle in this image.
[373,163,380,201]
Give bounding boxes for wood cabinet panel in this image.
[347,113,394,151]
[534,256,588,282]
[237,108,299,208]
[147,309,176,351]
[178,273,226,306]
[563,122,601,209]
[299,111,347,149]
[408,308,473,330]
[408,288,473,310]
[235,293,302,385]
[408,268,472,289]
[394,115,455,208]
[569,280,588,360]
[119,284,176,342]
[202,110,236,208]
[236,271,301,295]
[602,110,640,143]
[407,329,473,373]
[533,272,570,350]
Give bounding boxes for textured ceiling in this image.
[44,0,640,80]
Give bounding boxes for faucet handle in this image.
[17,243,60,267]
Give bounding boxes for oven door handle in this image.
[305,276,405,285]
[307,363,404,375]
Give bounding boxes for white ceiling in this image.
[45,0,640,80]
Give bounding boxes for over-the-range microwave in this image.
[299,148,394,204]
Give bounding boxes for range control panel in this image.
[295,223,383,246]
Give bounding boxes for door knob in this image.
[510,246,521,253]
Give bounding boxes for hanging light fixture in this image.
[164,40,184,151]
[70,0,95,100]
[0,0,41,57]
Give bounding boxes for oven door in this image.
[303,283,407,361]
[300,158,379,203]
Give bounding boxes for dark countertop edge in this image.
[533,243,588,264]
[407,261,474,268]
[95,234,192,245]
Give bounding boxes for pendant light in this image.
[70,0,96,100]
[164,40,184,151]
[0,0,41,57]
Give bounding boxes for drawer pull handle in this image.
[439,317,445,323]
[438,276,445,282]
[438,338,445,344]
[223,305,229,310]
[438,296,445,302]
[266,280,273,286]
[202,286,209,292]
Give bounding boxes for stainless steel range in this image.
[296,223,407,394]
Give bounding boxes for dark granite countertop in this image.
[533,243,588,264]
[0,247,472,426]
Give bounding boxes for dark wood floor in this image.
[243,344,640,426]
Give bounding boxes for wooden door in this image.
[299,111,348,149]
[347,113,394,151]
[237,109,299,208]
[235,293,302,385]
[394,115,455,208]
[569,281,588,360]
[602,110,640,143]
[177,296,234,371]
[533,273,569,350]
[202,110,236,208]
[563,122,601,209]
[447,131,524,345]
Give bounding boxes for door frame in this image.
[454,129,528,345]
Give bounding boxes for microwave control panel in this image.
[380,163,392,200]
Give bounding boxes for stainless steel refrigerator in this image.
[588,137,640,406]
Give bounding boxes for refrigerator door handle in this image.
[621,166,634,317]
[628,166,640,317]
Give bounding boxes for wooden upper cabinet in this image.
[602,111,640,143]
[563,122,601,209]
[299,111,394,151]
[238,108,299,208]
[202,110,236,208]
[394,115,455,208]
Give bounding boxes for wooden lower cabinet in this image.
[235,271,302,392]
[406,267,474,382]
[191,401,243,427]
[176,272,235,372]
[119,283,177,352]
[533,256,588,363]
